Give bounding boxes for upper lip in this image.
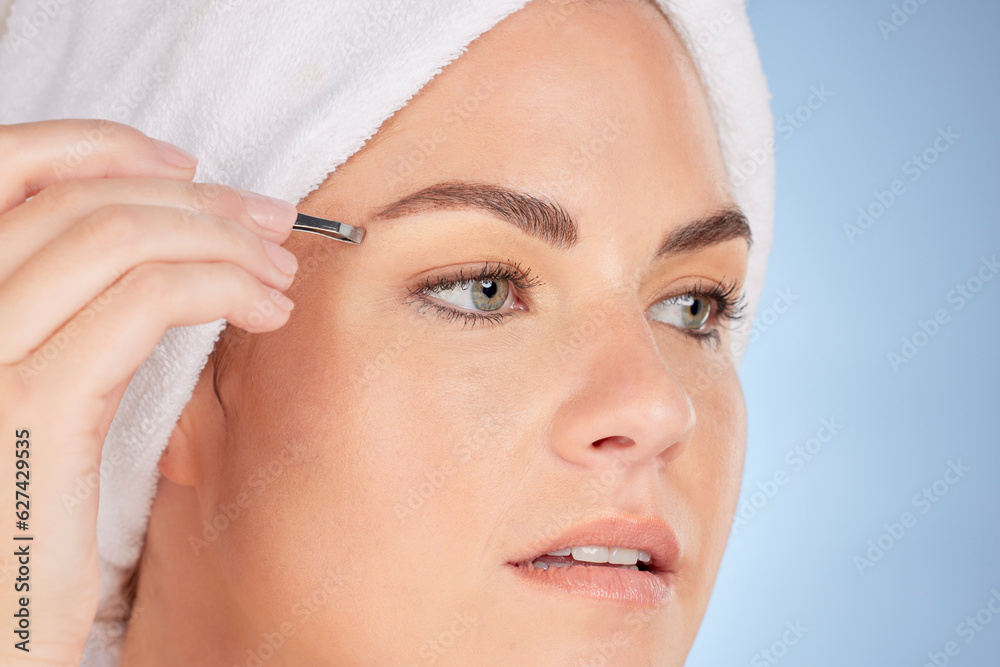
[508,514,681,574]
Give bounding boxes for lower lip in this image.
[508,561,673,607]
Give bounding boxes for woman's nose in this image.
[547,316,696,472]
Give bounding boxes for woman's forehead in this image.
[307,0,731,239]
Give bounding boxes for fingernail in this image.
[151,138,199,169]
[240,191,298,232]
[263,240,299,276]
[266,286,295,312]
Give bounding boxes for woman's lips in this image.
[506,515,680,608]
[509,559,673,606]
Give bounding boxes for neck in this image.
[119,477,253,666]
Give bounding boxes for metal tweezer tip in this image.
[291,212,365,244]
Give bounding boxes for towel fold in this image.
[0,1,773,663]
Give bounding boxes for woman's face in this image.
[185,0,748,664]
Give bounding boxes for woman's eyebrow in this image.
[657,207,752,256]
[370,180,751,256]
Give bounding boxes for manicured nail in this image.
[151,138,199,168]
[240,191,298,232]
[263,240,299,276]
[266,286,295,311]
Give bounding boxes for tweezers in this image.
[291,212,365,244]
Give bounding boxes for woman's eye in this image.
[407,260,542,328]
[430,278,512,313]
[648,294,713,331]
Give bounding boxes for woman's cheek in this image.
[692,364,746,561]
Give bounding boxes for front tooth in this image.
[608,547,639,565]
[571,545,609,563]
[638,550,651,563]
[546,548,571,556]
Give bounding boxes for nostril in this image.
[592,435,635,449]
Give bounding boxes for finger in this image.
[0,118,198,214]
[18,261,294,400]
[0,204,298,363]
[0,177,297,283]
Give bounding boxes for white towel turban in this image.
[0,0,774,663]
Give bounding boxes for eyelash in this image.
[667,278,747,348]
[404,260,544,329]
[405,261,747,346]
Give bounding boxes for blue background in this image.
[687,1,1000,666]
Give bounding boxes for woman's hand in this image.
[0,119,299,664]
